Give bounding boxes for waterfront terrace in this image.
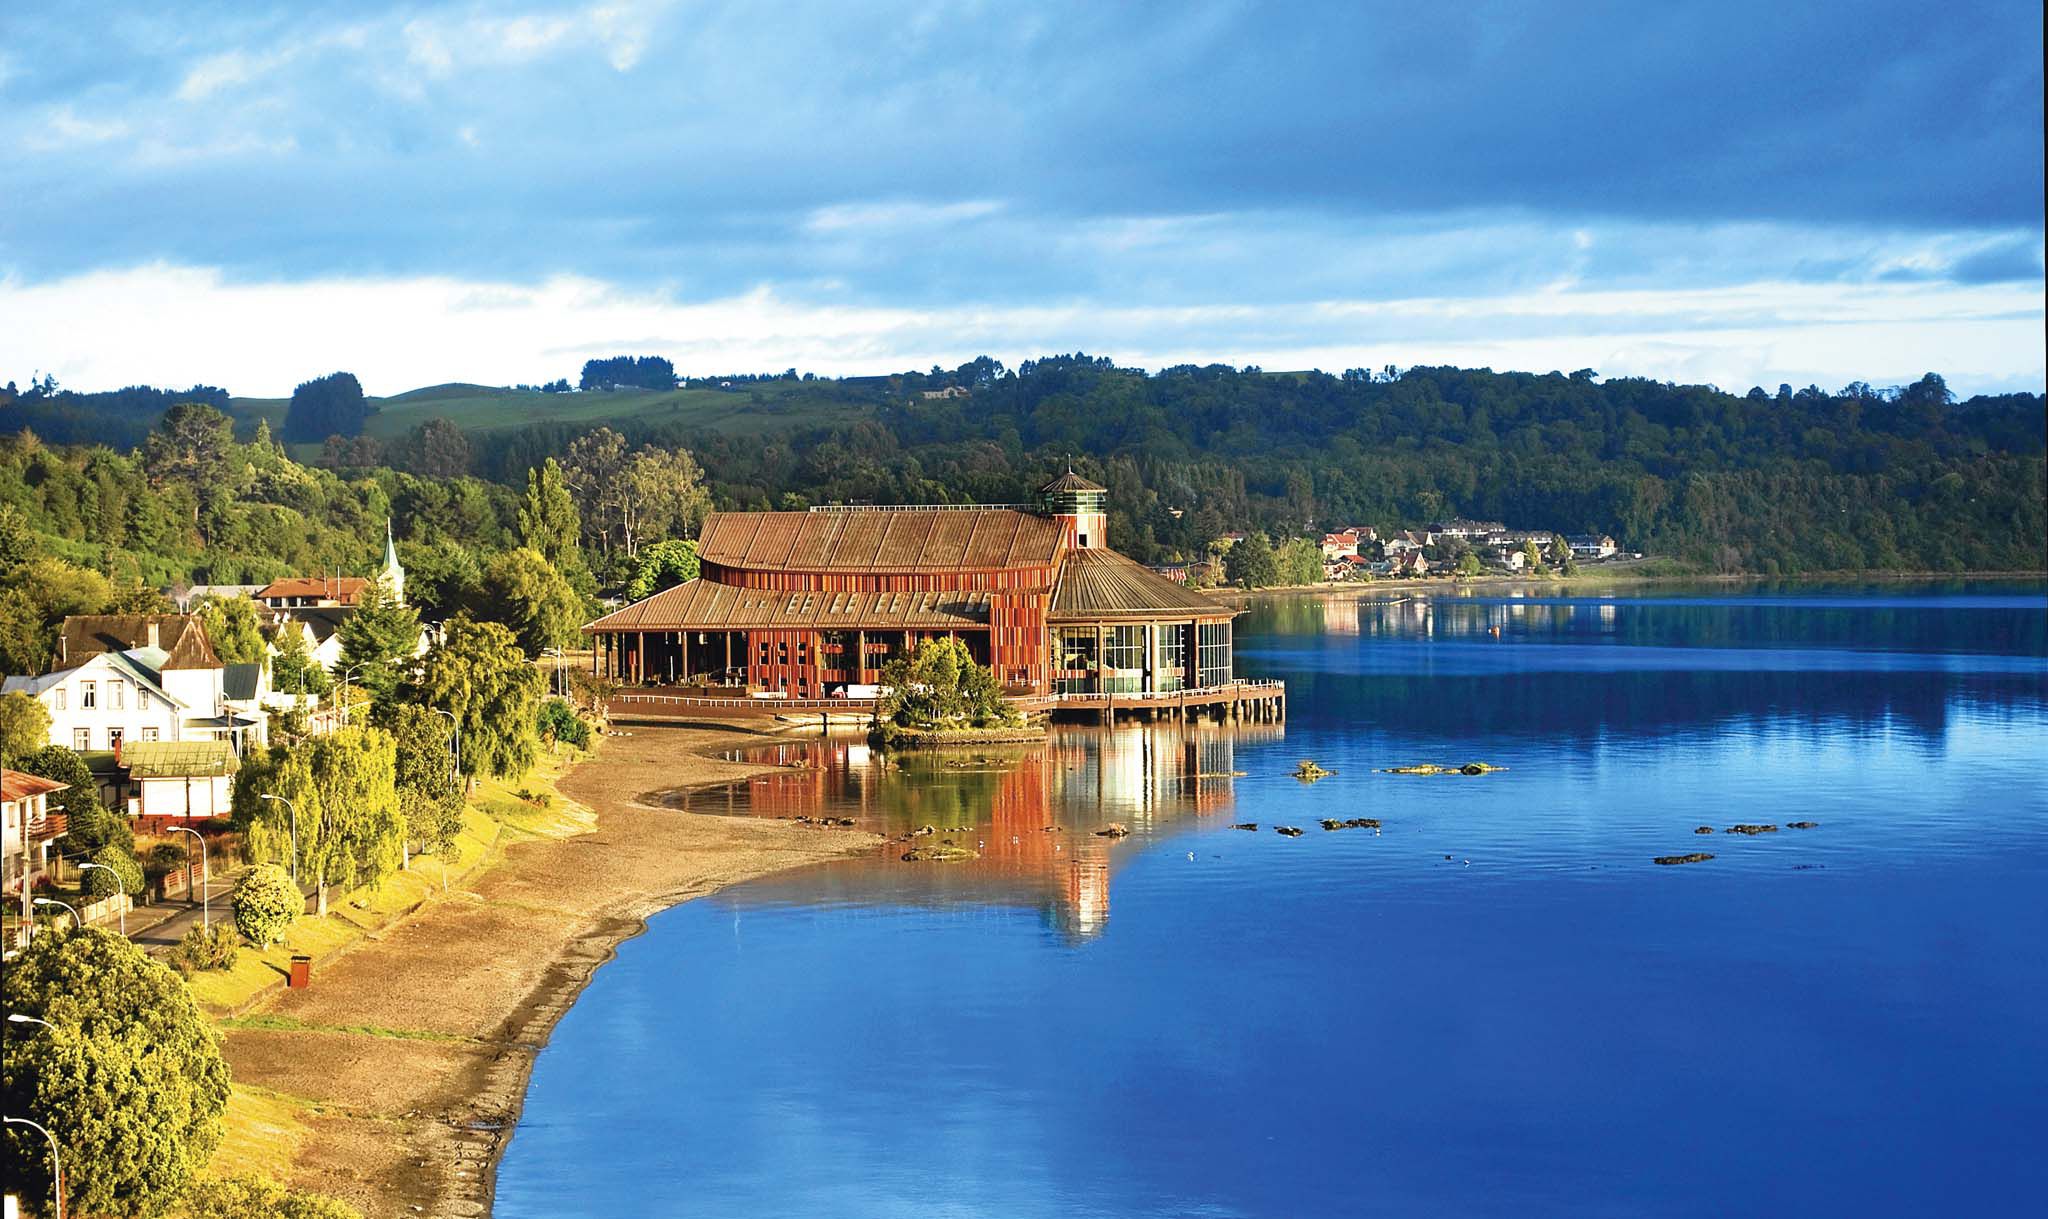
[585,471,1282,721]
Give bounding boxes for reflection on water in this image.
[683,724,1281,939]
[498,583,2048,1219]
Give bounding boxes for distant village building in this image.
[1427,519,1507,541]
[257,576,370,610]
[1568,534,1620,558]
[175,583,265,612]
[918,386,970,400]
[586,471,1247,701]
[4,769,69,906]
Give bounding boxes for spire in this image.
[381,517,406,606]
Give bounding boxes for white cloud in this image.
[2,264,2038,399]
[28,105,131,149]
[804,199,1006,234]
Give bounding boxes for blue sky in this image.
[1,0,2041,396]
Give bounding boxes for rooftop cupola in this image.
[1039,467,1108,549]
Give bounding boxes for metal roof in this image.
[697,509,1066,574]
[60,614,220,670]
[2,769,68,802]
[1049,549,1235,621]
[585,580,998,633]
[1039,469,1106,494]
[119,740,240,779]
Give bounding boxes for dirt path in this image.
[220,720,878,1219]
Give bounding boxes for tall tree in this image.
[1225,532,1280,589]
[0,928,231,1218]
[0,689,52,759]
[234,724,405,913]
[193,594,265,665]
[480,547,586,656]
[336,582,422,706]
[518,458,590,592]
[376,702,465,859]
[624,538,700,600]
[282,372,370,443]
[408,614,544,780]
[140,402,236,490]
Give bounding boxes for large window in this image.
[1102,626,1144,694]
[1154,623,1189,692]
[1197,621,1232,689]
[1055,627,1098,695]
[80,681,96,710]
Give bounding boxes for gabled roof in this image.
[60,614,220,670]
[1049,549,1235,620]
[281,605,355,643]
[3,648,188,708]
[223,662,266,701]
[1039,469,1106,494]
[698,509,1066,574]
[258,576,369,604]
[119,739,239,779]
[2,769,68,803]
[586,579,995,633]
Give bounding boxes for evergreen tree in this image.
[1225,532,1280,588]
[480,547,586,656]
[193,594,265,665]
[337,582,422,706]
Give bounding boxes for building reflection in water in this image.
[678,722,1282,941]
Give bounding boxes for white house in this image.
[1568,534,1620,559]
[118,740,238,820]
[1,614,261,754]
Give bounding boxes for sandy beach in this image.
[219,720,880,1219]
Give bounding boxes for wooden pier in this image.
[606,679,1285,726]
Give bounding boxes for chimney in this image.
[147,620,161,649]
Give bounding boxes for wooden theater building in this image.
[586,472,1269,714]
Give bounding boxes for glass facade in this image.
[1102,625,1145,694]
[1154,623,1189,692]
[1055,627,1099,694]
[1198,621,1232,689]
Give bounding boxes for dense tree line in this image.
[282,371,372,442]
[0,379,232,450]
[461,358,2039,575]
[579,355,677,391]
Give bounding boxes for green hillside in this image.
[228,380,875,445]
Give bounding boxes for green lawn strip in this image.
[218,1014,479,1044]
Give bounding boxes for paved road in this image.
[129,870,243,948]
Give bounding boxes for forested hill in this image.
[3,360,2043,576]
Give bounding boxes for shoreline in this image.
[218,720,879,1219]
[1212,566,2047,602]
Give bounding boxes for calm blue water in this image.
[497,583,2048,1218]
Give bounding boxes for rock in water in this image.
[1229,823,1259,831]
[1096,823,1130,838]
[1726,824,1779,835]
[1787,821,1820,830]
[901,844,979,863]
[1694,826,1716,835]
[1294,760,1334,782]
[1459,762,1506,775]
[1654,853,1715,865]
[1275,826,1305,837]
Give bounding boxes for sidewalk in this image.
[127,868,245,949]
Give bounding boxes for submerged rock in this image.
[1654,852,1715,865]
[1726,824,1779,835]
[1694,826,1716,835]
[1382,764,1453,775]
[1459,762,1506,775]
[1294,760,1335,782]
[901,844,979,863]
[1320,817,1383,831]
[1787,821,1820,830]
[1096,823,1130,838]
[1275,825,1305,837]
[1229,823,1259,831]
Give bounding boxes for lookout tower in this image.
[1040,468,1108,550]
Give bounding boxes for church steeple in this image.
[380,518,406,606]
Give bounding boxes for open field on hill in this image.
[229,379,877,443]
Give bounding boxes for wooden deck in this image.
[606,679,1285,724]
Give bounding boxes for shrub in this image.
[169,922,241,976]
[232,865,300,947]
[183,1172,365,1219]
[146,840,190,878]
[80,843,145,897]
[536,696,591,748]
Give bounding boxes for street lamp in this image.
[6,1013,55,1031]
[76,863,125,935]
[31,896,80,933]
[338,663,368,722]
[3,1114,65,1219]
[431,708,462,782]
[259,793,300,884]
[168,826,210,929]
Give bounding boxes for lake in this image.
[495,582,2048,1217]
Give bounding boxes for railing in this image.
[611,679,1282,713]
[807,503,1033,513]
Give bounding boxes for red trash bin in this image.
[288,954,312,989]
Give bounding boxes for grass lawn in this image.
[232,379,877,451]
[184,746,594,1014]
[212,1085,317,1183]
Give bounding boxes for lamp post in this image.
[31,896,80,933]
[76,863,125,935]
[259,793,300,885]
[431,708,462,785]
[3,1114,65,1219]
[6,1013,55,1031]
[339,663,367,723]
[169,826,209,929]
